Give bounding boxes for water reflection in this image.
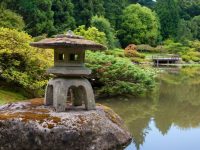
[99,67,200,150]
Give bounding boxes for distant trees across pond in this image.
[0,0,199,48]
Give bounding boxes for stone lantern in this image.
[30,32,106,112]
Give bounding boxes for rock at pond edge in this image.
[0,98,132,150]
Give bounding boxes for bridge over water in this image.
[152,55,181,66]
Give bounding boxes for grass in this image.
[0,88,26,105]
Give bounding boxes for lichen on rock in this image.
[0,98,132,150]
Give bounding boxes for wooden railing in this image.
[152,54,180,60]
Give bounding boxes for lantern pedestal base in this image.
[45,78,96,112]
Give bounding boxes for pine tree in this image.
[103,0,128,28]
[176,19,193,42]
[5,0,55,36]
[156,0,180,39]
[72,0,105,27]
[178,0,200,20]
[52,0,75,33]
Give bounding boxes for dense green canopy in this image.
[0,0,199,46]
[91,16,117,49]
[0,8,25,30]
[52,0,75,33]
[117,4,160,47]
[156,0,180,39]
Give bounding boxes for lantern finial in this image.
[66,30,74,37]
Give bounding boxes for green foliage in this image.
[86,51,156,96]
[137,0,156,8]
[74,25,107,46]
[117,4,160,47]
[176,16,200,42]
[0,28,53,97]
[178,0,200,20]
[52,0,75,33]
[190,15,200,40]
[164,39,200,62]
[182,51,200,62]
[126,51,145,58]
[104,48,125,57]
[0,88,26,105]
[164,39,189,54]
[0,8,25,30]
[8,0,55,36]
[191,40,200,51]
[137,44,166,53]
[91,16,117,49]
[156,0,180,39]
[73,0,105,27]
[103,0,128,28]
[128,0,156,9]
[176,19,193,42]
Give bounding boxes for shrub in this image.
[137,44,166,53]
[91,16,118,49]
[86,51,156,96]
[0,28,53,97]
[104,49,125,57]
[117,4,160,47]
[74,25,107,46]
[130,57,145,64]
[163,39,189,54]
[182,51,200,62]
[0,8,25,30]
[181,55,190,62]
[125,50,145,58]
[190,40,200,52]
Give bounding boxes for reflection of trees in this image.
[99,68,200,149]
[99,98,156,150]
[131,117,151,150]
[155,75,200,134]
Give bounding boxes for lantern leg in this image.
[82,80,96,110]
[53,82,68,112]
[72,87,83,106]
[44,83,53,106]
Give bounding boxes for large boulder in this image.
[0,98,132,150]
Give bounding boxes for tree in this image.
[103,0,128,28]
[190,15,200,40]
[138,0,156,8]
[178,0,200,20]
[128,0,156,9]
[91,16,117,49]
[117,4,160,47]
[74,25,107,46]
[52,0,75,34]
[0,28,53,97]
[7,0,55,36]
[72,0,105,27]
[156,0,180,39]
[176,19,193,42]
[0,8,25,30]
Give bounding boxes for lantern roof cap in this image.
[30,31,107,51]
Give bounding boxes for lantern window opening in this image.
[58,53,65,61]
[70,54,79,62]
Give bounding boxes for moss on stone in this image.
[101,104,126,129]
[29,98,44,107]
[0,111,61,127]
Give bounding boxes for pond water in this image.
[99,67,200,150]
